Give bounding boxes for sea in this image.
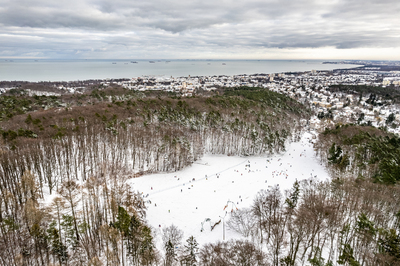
[0,59,361,82]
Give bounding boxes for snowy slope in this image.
[129,131,329,250]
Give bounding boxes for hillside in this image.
[0,87,312,265]
[315,124,400,184]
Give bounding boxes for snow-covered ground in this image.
[130,131,330,250]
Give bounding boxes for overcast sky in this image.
[1,0,399,59]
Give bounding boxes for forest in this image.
[315,124,400,184]
[0,86,399,265]
[327,85,400,103]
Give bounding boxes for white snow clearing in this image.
[129,131,329,250]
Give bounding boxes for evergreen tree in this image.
[47,225,68,265]
[285,180,300,209]
[165,240,176,266]
[378,229,400,261]
[61,214,78,248]
[328,143,341,164]
[140,225,156,265]
[337,244,360,266]
[180,236,198,266]
[114,206,131,237]
[308,247,333,266]
[386,113,395,125]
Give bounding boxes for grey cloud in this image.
[0,0,330,31]
[0,0,399,59]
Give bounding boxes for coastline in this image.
[0,59,362,82]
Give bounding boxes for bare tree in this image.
[227,208,255,237]
[59,180,81,243]
[162,224,184,266]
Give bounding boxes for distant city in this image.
[1,60,400,135]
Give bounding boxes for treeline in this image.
[0,167,268,265]
[2,170,400,265]
[227,177,400,265]
[328,85,400,102]
[0,94,64,121]
[223,86,306,114]
[0,169,152,265]
[314,124,400,184]
[0,88,309,193]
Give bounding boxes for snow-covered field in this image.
[130,132,330,249]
